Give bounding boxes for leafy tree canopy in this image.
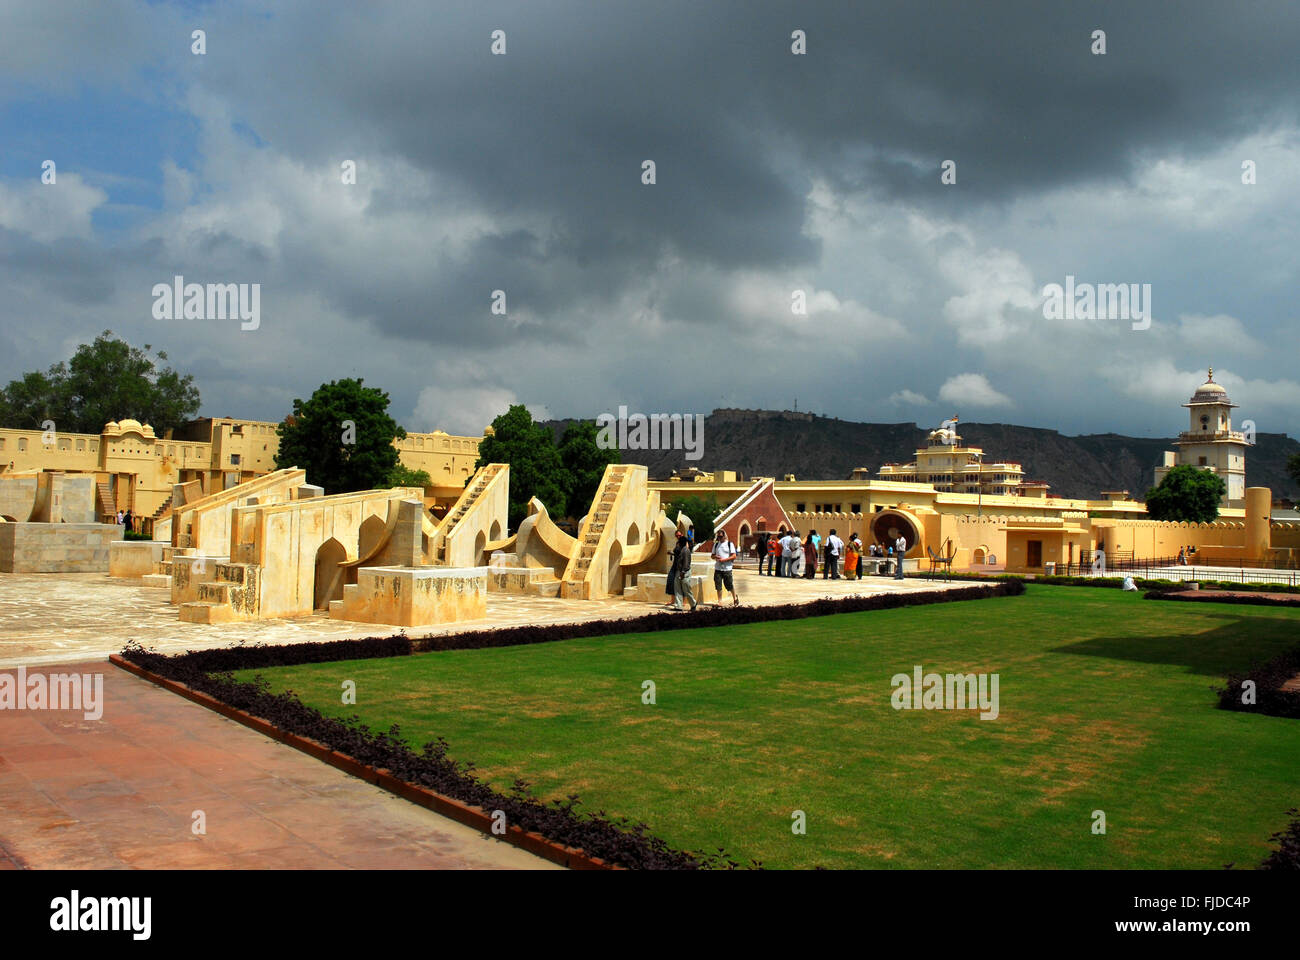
[558,420,621,520]
[663,493,723,542]
[0,330,200,435]
[275,378,404,495]
[474,404,567,530]
[1143,464,1226,523]
[388,463,432,489]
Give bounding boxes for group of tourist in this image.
[664,525,912,613]
[115,509,134,533]
[756,529,908,581]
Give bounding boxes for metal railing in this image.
[1051,554,1300,587]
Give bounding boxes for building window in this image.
[1198,456,1207,466]
[795,503,805,512]
[230,454,241,465]
[850,503,861,513]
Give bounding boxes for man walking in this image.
[825,529,844,579]
[894,534,907,580]
[669,531,697,611]
[711,529,740,607]
[765,532,779,575]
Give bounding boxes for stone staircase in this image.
[140,545,177,588]
[430,463,505,564]
[95,480,116,522]
[178,561,258,623]
[560,464,632,599]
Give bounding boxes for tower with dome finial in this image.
[1153,367,1248,507]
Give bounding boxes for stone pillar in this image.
[389,499,424,567]
[1245,486,1271,561]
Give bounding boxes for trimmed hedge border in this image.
[1146,590,1300,608]
[934,570,1300,595]
[1215,646,1300,720]
[118,581,1021,870]
[1260,809,1300,870]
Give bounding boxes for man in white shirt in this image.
[894,535,907,579]
[824,529,844,580]
[781,531,799,577]
[711,530,739,606]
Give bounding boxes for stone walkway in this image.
[0,661,556,870]
[0,569,980,668]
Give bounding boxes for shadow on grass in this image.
[1046,612,1300,678]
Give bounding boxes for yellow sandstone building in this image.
[0,416,484,524]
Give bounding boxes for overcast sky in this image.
[1,0,1296,440]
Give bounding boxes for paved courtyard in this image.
[0,567,980,669]
[0,661,556,870]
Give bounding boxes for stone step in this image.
[197,581,233,603]
[528,579,561,598]
[178,601,236,624]
[141,573,172,589]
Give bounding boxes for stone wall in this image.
[0,522,116,573]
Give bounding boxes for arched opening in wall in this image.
[778,524,788,533]
[871,511,921,555]
[756,516,767,531]
[973,548,986,564]
[626,522,641,546]
[473,529,487,565]
[489,519,502,542]
[606,541,623,595]
[358,514,387,563]
[313,538,348,610]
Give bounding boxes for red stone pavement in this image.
[0,662,555,870]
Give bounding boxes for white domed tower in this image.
[1154,368,1247,507]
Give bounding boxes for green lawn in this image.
[232,586,1300,869]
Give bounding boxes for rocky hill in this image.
[544,408,1300,501]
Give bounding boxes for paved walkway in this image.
[0,662,556,869]
[0,569,980,668]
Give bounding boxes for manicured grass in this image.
[232,586,1300,869]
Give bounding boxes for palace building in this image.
[877,418,1025,495]
[1153,368,1248,508]
[0,416,483,525]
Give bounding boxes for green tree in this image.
[474,404,567,529]
[0,331,200,434]
[275,378,404,494]
[557,420,621,518]
[1143,464,1227,523]
[387,463,432,489]
[663,493,723,542]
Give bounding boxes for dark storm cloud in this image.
[171,0,1300,348]
[2,0,1297,436]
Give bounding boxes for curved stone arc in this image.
[526,497,579,559]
